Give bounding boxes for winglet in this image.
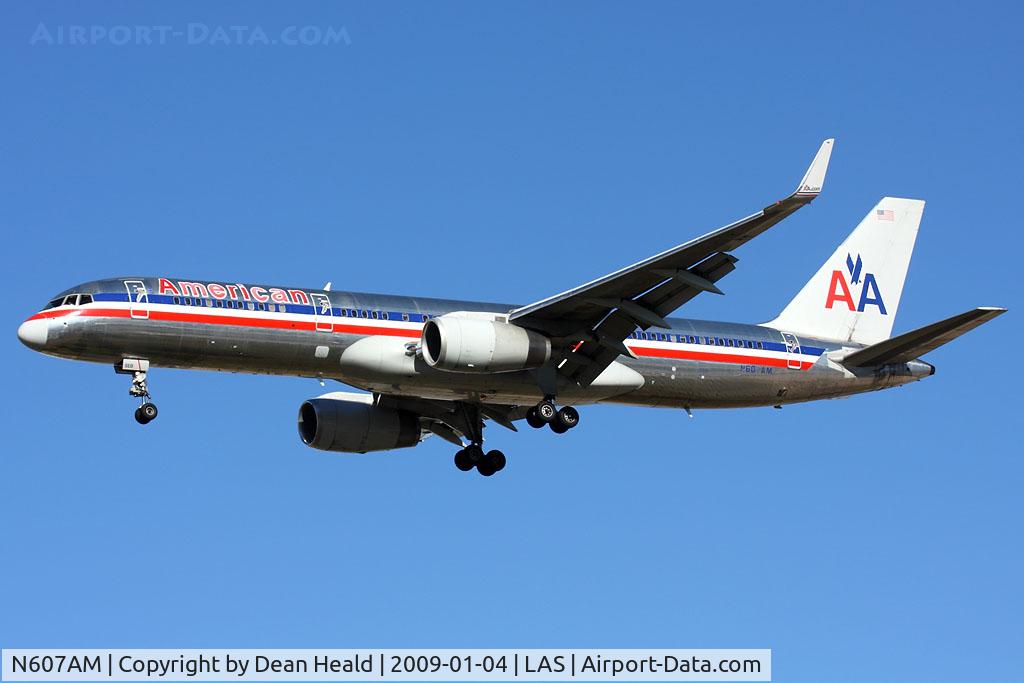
[794,138,834,197]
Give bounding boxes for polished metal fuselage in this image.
[26,277,932,409]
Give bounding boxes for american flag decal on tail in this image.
[876,209,895,221]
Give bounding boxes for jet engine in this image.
[297,392,422,453]
[421,315,551,373]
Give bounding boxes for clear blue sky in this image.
[1,2,1021,681]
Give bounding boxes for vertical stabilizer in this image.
[766,197,924,345]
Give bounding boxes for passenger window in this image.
[361,310,368,318]
[173,297,180,305]
[371,311,378,319]
[757,341,764,349]
[382,312,389,320]
[339,309,347,317]
[247,302,255,311]
[402,313,410,322]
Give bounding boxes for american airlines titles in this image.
[157,278,312,305]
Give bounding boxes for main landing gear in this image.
[451,401,506,477]
[525,398,580,434]
[454,445,506,477]
[115,359,159,425]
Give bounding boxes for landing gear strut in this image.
[116,359,159,425]
[526,398,580,434]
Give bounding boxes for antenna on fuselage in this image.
[324,282,332,291]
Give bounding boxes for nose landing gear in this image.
[116,359,159,425]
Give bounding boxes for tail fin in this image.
[766,197,924,345]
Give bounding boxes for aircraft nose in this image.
[17,318,49,350]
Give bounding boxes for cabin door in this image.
[310,293,334,332]
[782,332,802,370]
[124,280,149,320]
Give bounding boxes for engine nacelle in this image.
[421,315,551,373]
[297,392,421,453]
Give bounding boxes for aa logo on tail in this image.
[825,253,887,314]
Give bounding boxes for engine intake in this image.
[421,315,551,373]
[298,393,421,453]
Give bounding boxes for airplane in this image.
[16,139,1006,476]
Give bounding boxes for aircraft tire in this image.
[454,449,474,471]
[486,449,506,473]
[535,400,557,423]
[549,421,569,434]
[526,408,545,429]
[140,403,158,422]
[555,406,579,429]
[463,444,484,463]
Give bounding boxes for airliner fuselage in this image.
[19,276,931,411]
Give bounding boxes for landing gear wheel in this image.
[535,399,557,423]
[134,403,158,425]
[454,449,475,471]
[463,444,484,464]
[549,420,569,434]
[485,449,506,473]
[555,406,579,430]
[526,408,546,429]
[141,403,158,422]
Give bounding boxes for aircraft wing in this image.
[509,138,835,386]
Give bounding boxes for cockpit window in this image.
[44,298,63,309]
[62,295,79,306]
[79,294,93,305]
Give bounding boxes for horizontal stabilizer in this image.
[841,307,1007,367]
